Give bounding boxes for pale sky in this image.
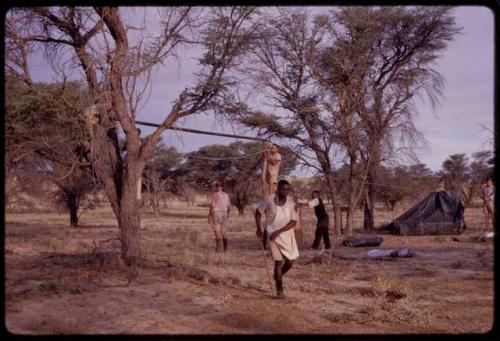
[25,6,494,176]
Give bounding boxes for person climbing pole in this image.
[261,143,282,196]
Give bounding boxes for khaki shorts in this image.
[269,240,284,261]
[484,200,494,214]
[212,211,228,232]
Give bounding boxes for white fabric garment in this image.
[257,195,297,229]
[307,198,320,208]
[212,191,231,211]
[257,195,299,260]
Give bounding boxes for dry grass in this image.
[5,202,494,334]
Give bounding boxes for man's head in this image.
[271,144,279,153]
[312,190,320,199]
[276,179,291,198]
[486,178,493,186]
[214,182,223,192]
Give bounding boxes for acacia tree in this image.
[5,76,97,226]
[143,142,183,216]
[318,7,460,231]
[6,6,257,265]
[438,151,493,206]
[236,8,345,234]
[182,141,296,215]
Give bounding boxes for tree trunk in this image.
[324,170,342,235]
[364,142,380,231]
[363,198,372,232]
[119,167,143,266]
[235,192,246,216]
[68,193,79,227]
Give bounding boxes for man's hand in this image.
[269,230,280,241]
[256,229,262,238]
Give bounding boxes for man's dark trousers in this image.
[312,216,330,249]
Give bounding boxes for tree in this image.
[439,153,470,192]
[313,7,460,232]
[6,7,258,265]
[183,141,297,215]
[5,76,97,227]
[143,142,183,216]
[236,8,345,234]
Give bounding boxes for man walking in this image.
[480,178,495,230]
[296,190,331,250]
[255,179,298,299]
[208,182,231,252]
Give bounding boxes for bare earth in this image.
[5,203,494,334]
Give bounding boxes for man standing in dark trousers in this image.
[296,190,331,250]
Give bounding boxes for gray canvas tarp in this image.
[384,191,465,236]
[343,236,383,247]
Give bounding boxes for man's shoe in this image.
[311,245,319,250]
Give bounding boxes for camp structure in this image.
[384,191,465,236]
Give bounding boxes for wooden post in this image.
[136,177,142,201]
[259,142,273,295]
[261,142,268,199]
[294,207,303,249]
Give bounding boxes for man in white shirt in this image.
[208,183,231,252]
[296,190,331,250]
[255,179,298,299]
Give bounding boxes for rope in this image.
[186,149,264,161]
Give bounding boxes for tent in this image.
[384,191,465,236]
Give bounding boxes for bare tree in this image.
[316,7,460,231]
[236,8,345,234]
[6,6,257,265]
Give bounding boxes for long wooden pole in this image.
[136,120,267,142]
[260,142,274,295]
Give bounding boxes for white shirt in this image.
[257,195,297,233]
[257,194,299,260]
[307,198,320,208]
[211,191,231,211]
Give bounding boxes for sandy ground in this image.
[5,202,494,334]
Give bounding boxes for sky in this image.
[25,6,494,176]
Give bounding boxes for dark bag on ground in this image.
[342,236,383,247]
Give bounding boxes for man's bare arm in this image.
[269,220,297,241]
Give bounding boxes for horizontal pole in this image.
[136,120,267,142]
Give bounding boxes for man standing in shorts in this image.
[480,178,495,230]
[208,183,231,252]
[255,179,298,299]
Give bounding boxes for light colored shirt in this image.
[307,198,320,208]
[257,194,299,260]
[257,195,297,233]
[211,191,231,211]
[481,185,495,201]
